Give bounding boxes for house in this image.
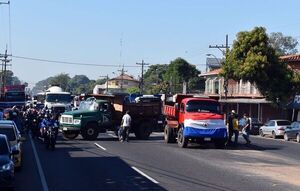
[93,73,139,94]
[200,69,281,123]
[281,54,300,121]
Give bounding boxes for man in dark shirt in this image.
[227,110,235,143]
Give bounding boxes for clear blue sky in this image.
[0,0,300,87]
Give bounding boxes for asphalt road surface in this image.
[14,132,300,191]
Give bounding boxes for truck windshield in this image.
[46,94,71,103]
[186,100,220,114]
[78,101,99,111]
[5,92,25,102]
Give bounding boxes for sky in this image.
[0,0,300,88]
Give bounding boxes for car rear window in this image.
[0,126,16,141]
[277,121,291,126]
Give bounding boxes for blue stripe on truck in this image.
[183,126,227,138]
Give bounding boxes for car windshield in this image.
[46,94,71,103]
[0,138,9,155]
[78,101,99,111]
[277,121,291,126]
[0,126,16,141]
[186,100,220,113]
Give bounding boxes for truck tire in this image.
[177,127,188,148]
[62,132,79,140]
[81,123,99,140]
[134,121,152,140]
[164,125,176,143]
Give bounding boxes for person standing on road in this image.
[232,114,239,145]
[120,110,131,142]
[242,113,251,145]
[227,110,235,144]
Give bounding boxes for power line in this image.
[11,55,141,68]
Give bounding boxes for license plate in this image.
[204,137,211,141]
[63,127,68,131]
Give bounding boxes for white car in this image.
[259,120,291,139]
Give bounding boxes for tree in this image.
[68,75,90,94]
[269,32,298,56]
[126,87,140,94]
[0,70,21,85]
[144,64,168,94]
[49,73,71,91]
[222,27,294,102]
[164,58,200,93]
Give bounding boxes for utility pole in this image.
[0,48,12,98]
[117,67,127,91]
[209,35,230,113]
[136,60,149,94]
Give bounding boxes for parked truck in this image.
[163,94,227,148]
[0,85,26,108]
[60,93,163,140]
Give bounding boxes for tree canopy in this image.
[222,27,295,102]
[269,32,298,56]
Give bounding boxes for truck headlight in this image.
[73,119,81,125]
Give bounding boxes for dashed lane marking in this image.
[94,143,107,151]
[131,166,159,184]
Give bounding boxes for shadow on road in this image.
[35,140,167,191]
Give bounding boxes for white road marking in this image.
[94,143,107,151]
[131,166,159,184]
[108,133,118,138]
[30,135,49,191]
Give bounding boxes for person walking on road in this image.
[242,113,251,145]
[227,110,235,144]
[232,114,239,145]
[120,110,131,142]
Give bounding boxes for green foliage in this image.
[222,27,295,102]
[126,87,140,94]
[269,32,298,56]
[0,70,21,85]
[49,73,71,91]
[144,64,168,94]
[164,58,200,93]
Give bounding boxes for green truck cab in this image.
[60,97,115,140]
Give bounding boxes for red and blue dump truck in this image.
[163,94,227,148]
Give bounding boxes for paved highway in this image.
[14,132,300,191]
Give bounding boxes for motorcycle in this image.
[44,123,58,150]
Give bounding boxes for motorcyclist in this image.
[40,113,58,139]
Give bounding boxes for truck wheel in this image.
[177,128,188,148]
[63,132,79,140]
[134,121,152,140]
[81,123,99,140]
[164,125,176,143]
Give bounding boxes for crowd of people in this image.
[1,104,59,141]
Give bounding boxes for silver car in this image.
[284,121,300,143]
[259,120,291,139]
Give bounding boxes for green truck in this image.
[60,94,163,140]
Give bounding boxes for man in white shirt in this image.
[120,110,131,142]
